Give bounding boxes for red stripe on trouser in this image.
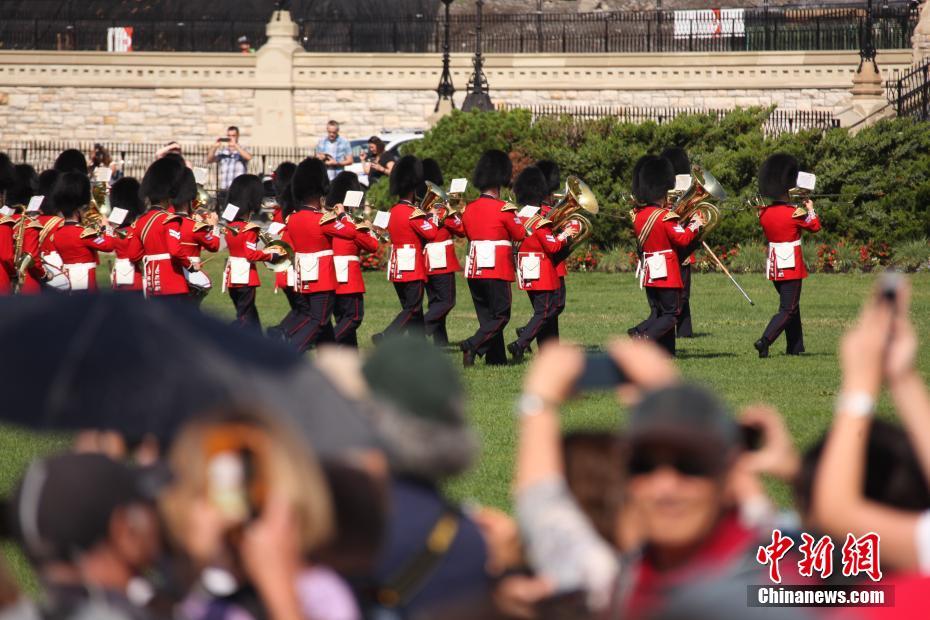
[299,295,331,350]
[523,291,554,342]
[334,297,362,340]
[396,284,424,328]
[472,283,511,352]
[768,281,802,342]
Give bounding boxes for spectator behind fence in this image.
[207,126,252,206]
[361,136,395,186]
[315,120,353,181]
[4,453,164,620]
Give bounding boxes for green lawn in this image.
[2,261,929,512]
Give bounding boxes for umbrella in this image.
[0,293,377,459]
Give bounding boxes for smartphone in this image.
[218,137,230,143]
[879,269,903,305]
[575,353,628,390]
[739,423,764,451]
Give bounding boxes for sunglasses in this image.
[627,450,718,478]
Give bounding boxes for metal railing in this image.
[886,57,930,121]
[0,3,918,53]
[501,104,841,135]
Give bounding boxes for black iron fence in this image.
[0,3,918,53]
[0,141,311,192]
[886,58,930,121]
[501,104,841,135]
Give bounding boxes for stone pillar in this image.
[252,10,301,147]
[912,0,930,64]
[836,59,894,132]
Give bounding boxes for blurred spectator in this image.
[315,121,352,181]
[238,36,254,54]
[361,136,395,186]
[160,407,358,620]
[359,337,491,617]
[5,453,164,620]
[155,142,184,161]
[207,126,252,207]
[562,431,627,549]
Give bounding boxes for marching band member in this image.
[508,166,571,363]
[326,171,379,348]
[754,153,821,358]
[0,153,18,294]
[372,155,438,342]
[6,163,47,294]
[222,174,279,331]
[277,158,354,352]
[47,172,115,292]
[659,147,699,338]
[35,169,66,291]
[107,177,146,294]
[173,168,219,305]
[421,158,464,347]
[628,155,703,356]
[533,159,569,344]
[270,162,299,312]
[460,149,526,367]
[136,157,194,298]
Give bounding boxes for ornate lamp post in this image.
[859,0,878,73]
[462,0,494,112]
[435,0,456,112]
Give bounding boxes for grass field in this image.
[2,259,929,513]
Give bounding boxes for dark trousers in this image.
[677,263,693,337]
[761,279,804,354]
[228,286,260,332]
[383,281,425,336]
[331,293,365,348]
[639,287,682,356]
[283,286,301,313]
[424,273,456,346]
[287,291,335,353]
[534,277,566,345]
[463,278,512,365]
[516,288,562,352]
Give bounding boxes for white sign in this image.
[107,27,134,52]
[267,222,286,236]
[108,207,129,226]
[796,171,817,191]
[518,205,540,219]
[674,174,693,192]
[449,178,468,194]
[372,210,391,230]
[26,196,44,213]
[93,166,112,184]
[343,190,364,209]
[193,167,209,185]
[221,204,240,222]
[673,9,745,39]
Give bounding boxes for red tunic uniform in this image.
[0,218,16,294]
[49,221,115,292]
[7,213,46,294]
[223,221,274,289]
[541,203,569,278]
[633,205,699,289]
[333,215,380,295]
[286,207,356,294]
[462,195,527,281]
[134,208,192,296]
[424,208,464,275]
[179,216,220,262]
[387,201,438,283]
[517,217,568,292]
[110,229,144,292]
[758,202,821,281]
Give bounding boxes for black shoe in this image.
[754,339,769,358]
[516,326,526,339]
[627,327,640,338]
[460,343,476,367]
[507,341,525,364]
[371,332,383,346]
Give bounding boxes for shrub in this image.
[726,243,768,273]
[892,238,930,272]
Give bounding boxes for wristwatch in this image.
[835,391,875,418]
[514,393,557,418]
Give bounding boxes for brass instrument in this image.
[671,165,726,242]
[420,181,448,213]
[80,201,108,233]
[544,176,599,255]
[12,208,31,293]
[257,229,294,273]
[91,179,110,217]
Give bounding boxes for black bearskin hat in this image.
[758,153,800,201]
[227,174,264,218]
[513,166,548,208]
[108,177,144,218]
[53,149,88,175]
[534,160,561,195]
[659,147,691,176]
[0,153,16,195]
[390,155,423,198]
[472,150,512,191]
[291,158,329,204]
[327,171,361,207]
[37,170,60,215]
[171,168,197,210]
[632,155,675,205]
[7,164,38,207]
[140,157,185,204]
[421,158,444,187]
[50,172,91,218]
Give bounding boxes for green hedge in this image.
[373,108,930,250]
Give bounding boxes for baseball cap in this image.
[627,384,739,472]
[5,453,164,562]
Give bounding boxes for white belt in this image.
[769,240,802,250]
[470,240,512,249]
[296,250,334,259]
[643,249,673,256]
[143,253,171,262]
[189,256,201,265]
[64,262,96,269]
[337,255,360,262]
[425,239,454,249]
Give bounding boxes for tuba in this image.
[671,165,726,242]
[545,176,599,256]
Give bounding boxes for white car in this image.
[345,131,424,187]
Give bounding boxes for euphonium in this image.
[420,181,449,213]
[546,176,599,255]
[81,201,107,232]
[672,165,726,241]
[91,181,110,217]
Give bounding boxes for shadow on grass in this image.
[676,351,739,359]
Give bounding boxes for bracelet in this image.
[514,393,558,418]
[835,391,876,418]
